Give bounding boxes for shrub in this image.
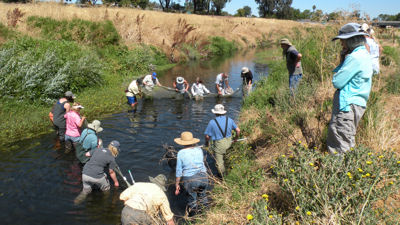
[0,37,103,104]
[381,46,399,66]
[205,36,237,56]
[27,16,120,47]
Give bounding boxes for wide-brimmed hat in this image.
[332,23,368,41]
[176,76,184,84]
[65,91,76,99]
[211,104,227,114]
[87,120,103,133]
[280,38,292,46]
[174,131,200,146]
[241,67,249,73]
[361,23,369,32]
[149,174,167,191]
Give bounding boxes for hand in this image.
[175,185,180,195]
[114,181,119,187]
[82,116,86,120]
[85,152,91,157]
[296,62,300,68]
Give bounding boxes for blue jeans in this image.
[65,135,80,143]
[289,74,302,94]
[182,172,208,213]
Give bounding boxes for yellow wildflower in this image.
[368,152,372,156]
[296,206,300,211]
[284,179,288,182]
[358,168,363,173]
[366,161,373,165]
[389,181,394,185]
[270,165,274,169]
[350,147,354,151]
[246,214,253,221]
[262,194,269,199]
[309,162,314,166]
[265,206,268,210]
[295,222,300,225]
[281,155,286,158]
[288,143,292,147]
[365,173,371,177]
[397,161,400,164]
[298,141,302,144]
[306,211,312,216]
[347,172,352,179]
[378,155,384,159]
[269,215,273,218]
[290,169,295,173]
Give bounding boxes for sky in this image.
[224,0,400,18]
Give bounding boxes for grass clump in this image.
[205,36,237,57]
[0,37,103,103]
[27,16,120,47]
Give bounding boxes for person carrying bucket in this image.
[204,104,240,177]
[120,174,175,225]
[174,131,209,216]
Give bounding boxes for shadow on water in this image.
[0,50,268,225]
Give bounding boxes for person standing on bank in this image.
[75,120,103,164]
[215,72,231,96]
[174,131,209,216]
[361,23,382,75]
[74,140,121,204]
[280,38,303,95]
[241,67,253,94]
[126,78,142,108]
[50,91,75,142]
[204,104,240,176]
[120,174,175,225]
[327,23,373,155]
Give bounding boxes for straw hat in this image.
[332,23,368,41]
[149,174,167,191]
[211,104,227,114]
[174,131,200,146]
[87,120,103,133]
[280,38,292,46]
[241,67,249,73]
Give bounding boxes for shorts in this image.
[127,96,137,105]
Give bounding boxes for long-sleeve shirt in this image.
[191,83,210,96]
[79,128,98,151]
[120,182,174,221]
[332,45,372,112]
[126,80,140,97]
[176,146,207,178]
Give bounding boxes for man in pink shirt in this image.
[64,102,86,151]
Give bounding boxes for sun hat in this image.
[149,174,167,191]
[152,72,157,79]
[174,131,200,146]
[241,67,249,73]
[110,140,120,151]
[211,104,227,114]
[280,38,292,46]
[332,23,368,41]
[65,91,76,99]
[176,77,184,84]
[72,104,84,109]
[87,120,103,133]
[361,23,369,32]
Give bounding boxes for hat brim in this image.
[174,137,200,146]
[332,32,368,41]
[88,125,103,133]
[149,176,166,191]
[211,109,227,114]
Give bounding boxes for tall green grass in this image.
[205,36,238,57]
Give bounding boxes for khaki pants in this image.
[211,137,232,175]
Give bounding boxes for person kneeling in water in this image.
[173,76,189,94]
[191,77,210,100]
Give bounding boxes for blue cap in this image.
[332,23,368,41]
[152,72,157,78]
[110,140,120,150]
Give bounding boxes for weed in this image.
[6,8,25,28]
[204,36,237,57]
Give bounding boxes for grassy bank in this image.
[0,14,241,147]
[199,26,400,224]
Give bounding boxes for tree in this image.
[235,6,251,17]
[255,0,293,19]
[255,0,275,18]
[159,0,172,11]
[275,0,292,19]
[211,0,230,15]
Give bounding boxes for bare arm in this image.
[205,135,210,147]
[184,81,189,91]
[175,177,181,195]
[64,103,71,112]
[78,116,86,128]
[167,219,175,225]
[216,84,222,95]
[295,53,302,67]
[235,127,240,140]
[109,169,119,187]
[225,79,230,89]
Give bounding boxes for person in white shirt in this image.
[191,77,210,100]
[361,23,382,75]
[215,73,231,96]
[125,78,142,108]
[143,72,162,91]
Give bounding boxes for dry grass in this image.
[0,2,312,51]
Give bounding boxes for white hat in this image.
[211,104,227,114]
[72,105,84,109]
[361,23,369,32]
[241,67,249,73]
[176,77,184,84]
[149,174,167,192]
[87,120,103,133]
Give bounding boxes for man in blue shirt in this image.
[204,104,240,176]
[327,23,372,155]
[174,132,208,216]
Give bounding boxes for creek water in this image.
[0,50,268,225]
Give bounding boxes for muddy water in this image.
[0,50,268,225]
